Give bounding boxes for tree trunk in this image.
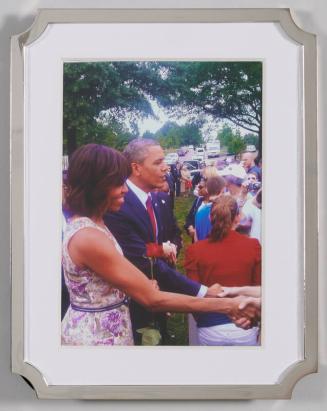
[259,122,262,161]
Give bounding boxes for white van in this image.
[206,142,220,158]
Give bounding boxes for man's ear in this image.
[131,162,142,176]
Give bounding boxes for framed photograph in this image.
[11,8,317,399]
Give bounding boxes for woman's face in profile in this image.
[106,183,128,212]
[197,178,207,197]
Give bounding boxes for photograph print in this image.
[61,61,263,347]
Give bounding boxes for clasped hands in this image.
[205,283,261,329]
[162,241,177,265]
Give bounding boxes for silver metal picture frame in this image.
[10,8,317,399]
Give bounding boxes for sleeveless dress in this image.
[61,217,134,346]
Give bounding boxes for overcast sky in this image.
[137,98,246,140]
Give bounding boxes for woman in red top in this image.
[184,195,261,346]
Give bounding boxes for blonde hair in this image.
[209,195,239,242]
[202,165,219,179]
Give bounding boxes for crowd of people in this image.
[61,139,262,346]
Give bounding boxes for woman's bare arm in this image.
[218,285,261,298]
[68,227,257,319]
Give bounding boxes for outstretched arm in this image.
[105,210,202,296]
[216,285,261,329]
[68,227,256,320]
[218,285,261,298]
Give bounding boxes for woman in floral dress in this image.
[61,144,257,346]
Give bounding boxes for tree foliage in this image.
[142,130,156,140]
[63,62,162,155]
[63,61,262,156]
[151,122,203,149]
[227,135,246,155]
[217,124,235,148]
[217,124,246,155]
[151,61,262,150]
[243,133,259,148]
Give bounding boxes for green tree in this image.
[154,122,203,149]
[81,121,135,152]
[217,125,246,155]
[227,135,246,155]
[243,133,259,149]
[151,61,262,154]
[154,121,179,148]
[142,130,155,139]
[63,61,262,157]
[178,123,203,147]
[63,62,162,155]
[217,124,235,149]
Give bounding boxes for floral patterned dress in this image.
[61,217,134,346]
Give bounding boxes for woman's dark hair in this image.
[209,195,239,242]
[65,144,130,218]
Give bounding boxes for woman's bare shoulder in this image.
[69,226,114,252]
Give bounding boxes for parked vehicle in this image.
[164,152,179,164]
[183,160,202,177]
[177,147,188,156]
[206,142,221,158]
[192,147,205,161]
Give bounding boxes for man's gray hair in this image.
[123,138,161,164]
[241,151,257,160]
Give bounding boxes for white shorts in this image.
[197,323,259,346]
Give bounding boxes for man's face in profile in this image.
[137,145,168,191]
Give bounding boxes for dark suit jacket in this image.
[104,189,201,339]
[156,192,182,255]
[165,172,175,208]
[166,172,175,193]
[184,196,203,233]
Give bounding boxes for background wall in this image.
[1,0,326,409]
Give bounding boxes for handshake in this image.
[162,241,177,265]
[205,284,261,329]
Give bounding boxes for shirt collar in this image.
[126,179,149,208]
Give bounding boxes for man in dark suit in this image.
[171,162,181,197]
[104,138,218,345]
[184,195,203,243]
[165,165,175,209]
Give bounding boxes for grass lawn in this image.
[166,194,195,345]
